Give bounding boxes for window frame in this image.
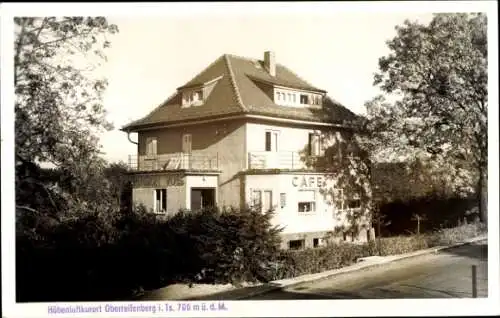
[300,94,309,105]
[297,189,317,214]
[251,189,273,212]
[265,130,280,152]
[145,137,158,158]
[182,133,192,154]
[308,133,323,157]
[154,188,167,214]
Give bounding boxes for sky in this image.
[98,11,435,163]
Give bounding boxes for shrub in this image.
[163,206,283,285]
[376,235,430,256]
[427,222,487,247]
[16,204,283,302]
[271,242,374,280]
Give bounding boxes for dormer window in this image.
[273,87,323,107]
[300,94,309,105]
[182,89,204,107]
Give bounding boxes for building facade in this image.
[122,51,372,249]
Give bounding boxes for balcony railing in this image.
[248,151,309,170]
[128,153,219,171]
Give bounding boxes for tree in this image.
[365,13,487,222]
[14,17,119,216]
[301,128,373,240]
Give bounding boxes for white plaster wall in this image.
[244,173,343,234]
[246,122,319,153]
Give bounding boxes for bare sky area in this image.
[98,12,435,163]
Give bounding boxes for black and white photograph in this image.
[1,1,498,317]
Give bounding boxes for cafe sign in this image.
[132,173,184,188]
[292,175,325,188]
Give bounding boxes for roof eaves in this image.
[224,54,248,112]
[120,88,181,132]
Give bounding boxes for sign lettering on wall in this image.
[292,175,325,188]
[132,173,184,188]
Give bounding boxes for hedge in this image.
[16,206,283,302]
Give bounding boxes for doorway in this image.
[190,187,216,211]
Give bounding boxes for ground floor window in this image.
[334,189,362,211]
[297,190,316,213]
[251,189,273,212]
[288,239,305,250]
[154,189,167,213]
[313,238,320,248]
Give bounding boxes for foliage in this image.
[364,13,488,221]
[299,129,373,238]
[427,222,487,246]
[15,17,119,221]
[375,235,429,256]
[16,205,283,302]
[376,194,478,236]
[272,242,374,280]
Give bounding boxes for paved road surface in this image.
[249,241,487,299]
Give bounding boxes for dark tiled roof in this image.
[122,53,359,131]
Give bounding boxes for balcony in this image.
[128,153,219,172]
[247,151,309,170]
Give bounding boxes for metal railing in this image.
[128,153,219,171]
[247,151,309,170]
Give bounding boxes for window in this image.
[280,193,286,208]
[292,94,296,103]
[252,190,262,209]
[298,190,316,213]
[265,130,279,152]
[276,92,281,101]
[182,134,192,153]
[263,190,273,212]
[146,137,157,157]
[182,90,204,107]
[308,133,322,156]
[289,239,305,250]
[346,199,361,209]
[154,189,167,213]
[300,94,309,104]
[298,202,315,212]
[252,190,273,212]
[287,93,292,102]
[313,238,320,248]
[193,90,202,101]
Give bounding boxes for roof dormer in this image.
[179,75,223,108]
[274,86,324,107]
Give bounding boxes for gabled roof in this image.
[122,53,359,132]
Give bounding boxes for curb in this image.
[235,235,487,300]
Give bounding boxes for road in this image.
[249,240,488,299]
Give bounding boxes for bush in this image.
[271,242,374,280]
[377,235,430,256]
[427,222,487,247]
[16,205,283,302]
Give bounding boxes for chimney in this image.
[264,51,276,76]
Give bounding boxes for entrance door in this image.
[190,188,216,211]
